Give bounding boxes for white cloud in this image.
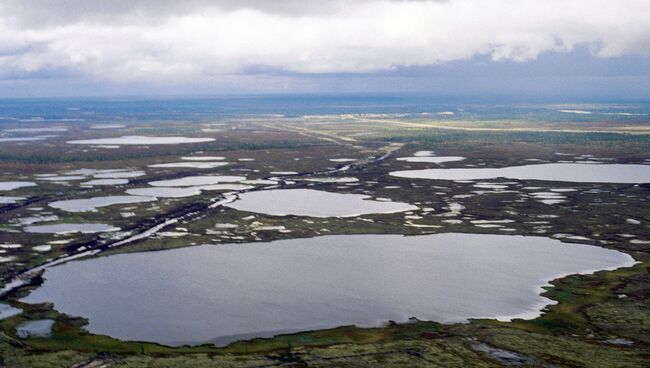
[0,0,648,83]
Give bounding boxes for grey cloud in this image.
[0,0,647,88]
[0,0,377,27]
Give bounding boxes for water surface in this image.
[93,171,145,179]
[90,124,125,129]
[0,196,25,204]
[4,127,68,132]
[227,189,416,217]
[0,135,56,142]
[0,182,36,191]
[391,163,650,183]
[0,303,21,320]
[50,195,156,212]
[67,136,215,145]
[82,179,129,186]
[15,319,54,339]
[149,175,246,187]
[25,223,119,234]
[126,187,202,198]
[396,156,466,163]
[24,233,633,346]
[181,156,226,161]
[148,162,230,169]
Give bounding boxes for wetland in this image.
[0,97,649,367]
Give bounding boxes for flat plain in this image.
[0,98,649,367]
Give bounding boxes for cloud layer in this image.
[0,0,649,84]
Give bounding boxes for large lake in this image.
[23,233,634,346]
[390,163,650,183]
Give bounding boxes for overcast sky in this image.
[1,0,649,99]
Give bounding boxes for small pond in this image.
[149,175,246,187]
[25,223,120,234]
[49,195,156,212]
[226,189,417,217]
[396,156,466,163]
[0,182,36,191]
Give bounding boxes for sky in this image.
[0,0,649,99]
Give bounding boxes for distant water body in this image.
[2,97,649,123]
[24,233,633,346]
[391,163,650,183]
